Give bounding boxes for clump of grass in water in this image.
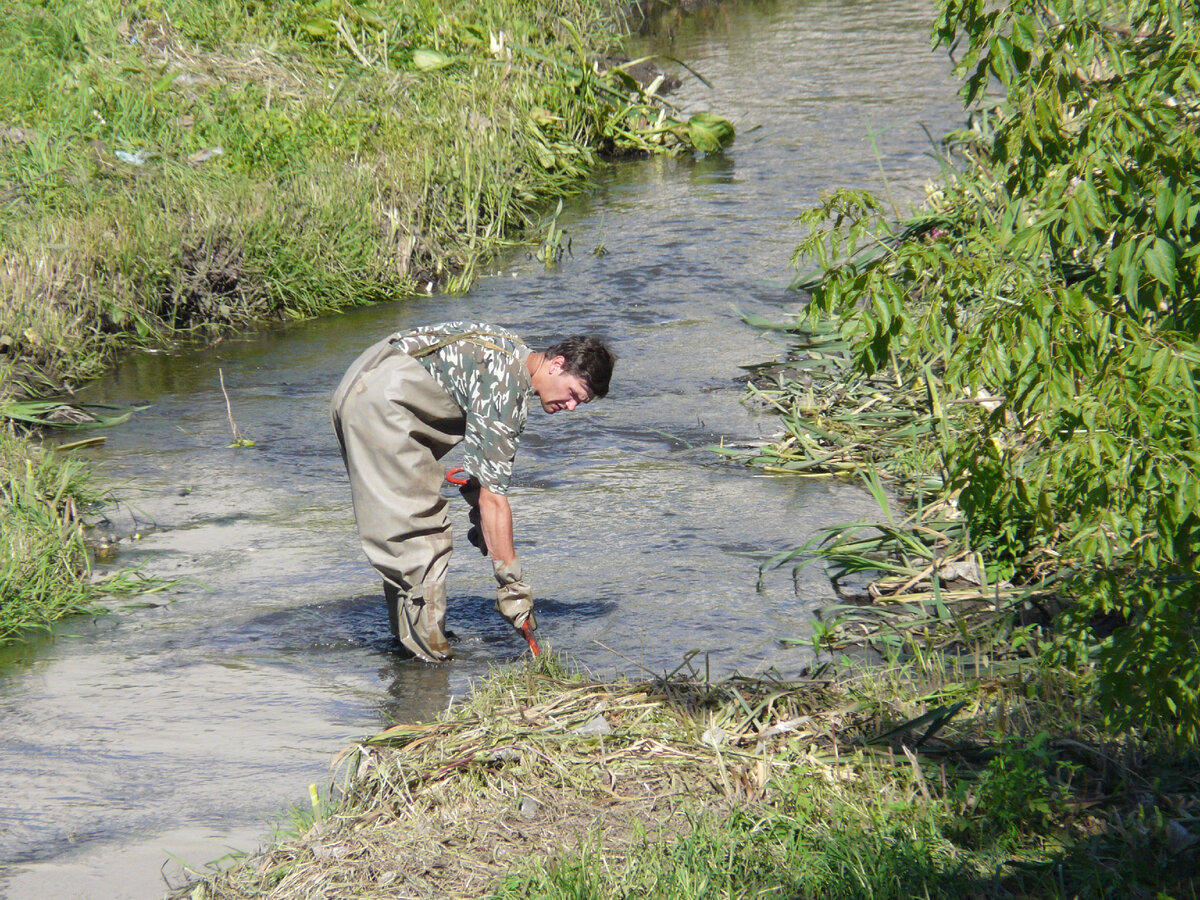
[0,427,153,641]
[0,428,95,639]
[713,315,1034,658]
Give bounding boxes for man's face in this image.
[532,356,593,414]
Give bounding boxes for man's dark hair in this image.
[546,335,616,398]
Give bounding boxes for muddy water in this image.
[0,1,962,896]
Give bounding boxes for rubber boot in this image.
[384,581,452,662]
[385,581,402,643]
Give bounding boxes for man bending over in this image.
[331,321,615,661]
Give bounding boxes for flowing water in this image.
[0,1,963,895]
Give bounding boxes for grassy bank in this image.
[2,0,728,400]
[181,653,1197,898]
[0,0,730,641]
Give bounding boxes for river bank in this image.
[184,657,1190,900]
[184,652,1197,898]
[0,0,729,641]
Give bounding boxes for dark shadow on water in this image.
[688,151,737,185]
[225,593,395,654]
[228,591,619,659]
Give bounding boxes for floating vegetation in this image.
[0,400,143,430]
[719,315,941,487]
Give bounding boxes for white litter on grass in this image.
[188,146,224,164]
[701,725,727,747]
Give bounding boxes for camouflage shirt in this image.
[391,322,533,495]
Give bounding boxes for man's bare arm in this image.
[472,485,535,633]
[478,487,516,564]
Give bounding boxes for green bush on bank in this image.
[759,0,1199,741]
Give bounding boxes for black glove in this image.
[459,478,489,556]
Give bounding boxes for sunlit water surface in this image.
[0,1,961,895]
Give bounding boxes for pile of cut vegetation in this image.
[185,654,847,898]
[181,653,1198,899]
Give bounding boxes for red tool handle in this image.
[444,466,469,486]
[522,621,541,656]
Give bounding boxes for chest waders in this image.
[330,331,524,662]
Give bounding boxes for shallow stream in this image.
[0,1,962,895]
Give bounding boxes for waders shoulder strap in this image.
[399,330,523,362]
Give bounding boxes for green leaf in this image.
[302,19,335,39]
[1145,238,1177,291]
[531,140,555,169]
[1155,182,1175,232]
[1011,14,1038,51]
[685,113,735,153]
[151,70,181,93]
[412,49,453,72]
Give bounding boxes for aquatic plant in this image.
[0,428,152,641]
[0,428,94,640]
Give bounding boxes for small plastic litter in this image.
[188,146,224,164]
[571,714,612,737]
[517,796,538,820]
[1168,820,1198,854]
[115,149,149,166]
[701,725,726,747]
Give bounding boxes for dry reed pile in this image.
[186,654,965,899]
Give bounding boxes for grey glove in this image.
[458,478,488,556]
[494,556,536,632]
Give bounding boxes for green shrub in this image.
[777,0,1200,742]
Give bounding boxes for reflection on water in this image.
[0,0,963,895]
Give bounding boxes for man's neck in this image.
[525,352,545,378]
